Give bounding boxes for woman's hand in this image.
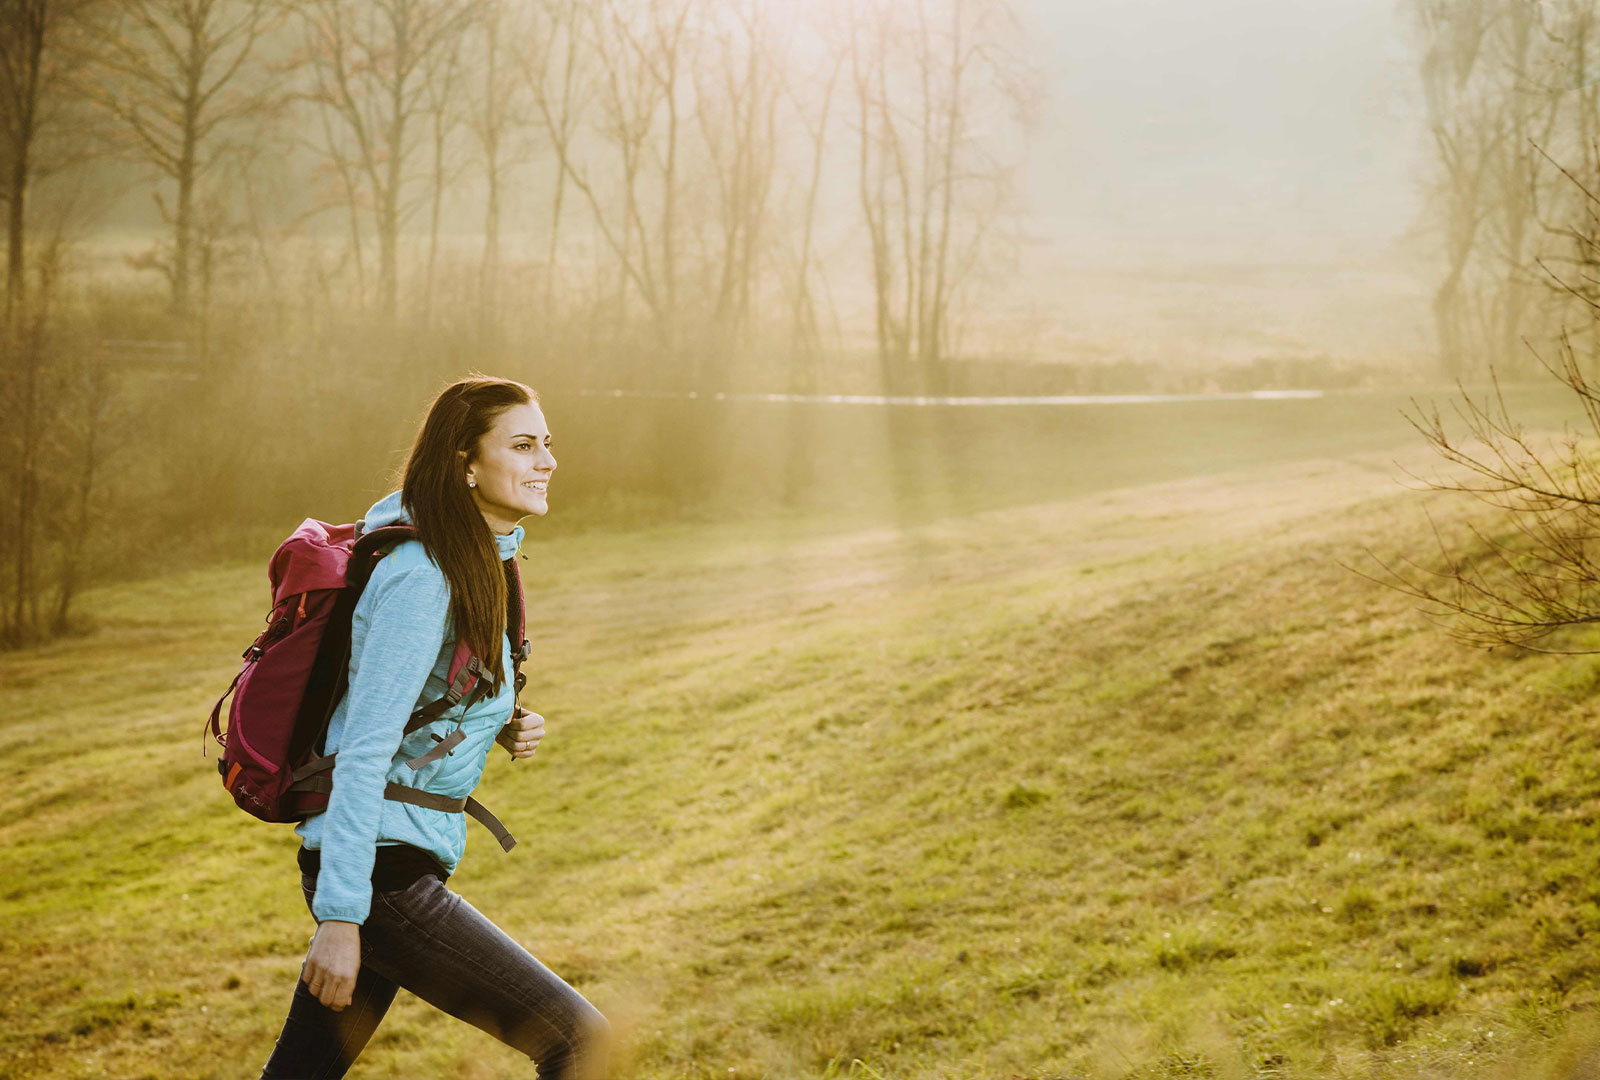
[302,920,361,1010]
[497,708,545,760]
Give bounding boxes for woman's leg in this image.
[258,961,400,1080]
[361,876,612,1080]
[259,880,400,1080]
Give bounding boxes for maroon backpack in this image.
[204,516,529,852]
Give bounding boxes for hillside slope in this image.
[5,451,1600,1080]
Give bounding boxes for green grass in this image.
[9,445,1600,1078]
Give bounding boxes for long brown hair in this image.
[399,374,538,693]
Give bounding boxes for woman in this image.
[260,375,611,1079]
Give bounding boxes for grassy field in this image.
[9,442,1600,1079]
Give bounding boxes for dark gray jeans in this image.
[259,868,612,1079]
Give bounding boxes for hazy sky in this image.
[1022,0,1424,247]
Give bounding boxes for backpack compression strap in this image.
[295,652,488,775]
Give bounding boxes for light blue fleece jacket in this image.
[295,490,523,925]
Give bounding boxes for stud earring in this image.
[468,479,477,488]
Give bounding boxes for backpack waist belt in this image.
[289,773,516,852]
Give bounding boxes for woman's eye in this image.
[515,443,531,451]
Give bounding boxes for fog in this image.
[1026,0,1423,240]
[0,0,1587,636]
[73,0,1436,369]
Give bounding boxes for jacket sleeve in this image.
[310,558,451,925]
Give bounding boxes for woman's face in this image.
[463,401,557,533]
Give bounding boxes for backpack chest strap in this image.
[402,727,467,770]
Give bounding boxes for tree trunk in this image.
[175,139,196,318]
[789,64,836,393]
[53,360,105,633]
[1434,268,1466,379]
[481,149,501,336]
[545,158,566,322]
[660,49,680,363]
[2,4,42,327]
[378,208,398,323]
[927,0,963,382]
[8,322,40,642]
[173,25,204,320]
[425,115,447,330]
[379,17,409,325]
[5,150,25,324]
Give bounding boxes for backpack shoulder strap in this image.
[412,554,527,722]
[505,556,529,708]
[348,524,420,588]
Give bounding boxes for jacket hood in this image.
[363,489,412,531]
[363,489,524,560]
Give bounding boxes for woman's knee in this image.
[562,1000,611,1077]
[571,999,610,1053]
[511,993,610,1076]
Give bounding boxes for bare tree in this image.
[780,42,843,391]
[1406,0,1535,378]
[1481,0,1563,375]
[418,10,466,328]
[0,0,107,648]
[1371,140,1600,651]
[517,0,589,323]
[1528,0,1600,375]
[535,0,690,369]
[0,164,107,646]
[80,0,281,318]
[1372,344,1600,650]
[50,321,112,633]
[464,0,531,336]
[233,136,294,326]
[0,0,98,324]
[296,0,472,323]
[849,0,1034,393]
[305,93,370,311]
[0,0,50,324]
[847,6,894,389]
[694,0,782,374]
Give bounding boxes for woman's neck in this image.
[479,511,519,536]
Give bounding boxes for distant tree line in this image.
[0,0,1039,647]
[0,0,1038,381]
[1405,0,1600,378]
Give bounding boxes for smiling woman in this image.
[402,378,547,688]
[256,374,610,1080]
